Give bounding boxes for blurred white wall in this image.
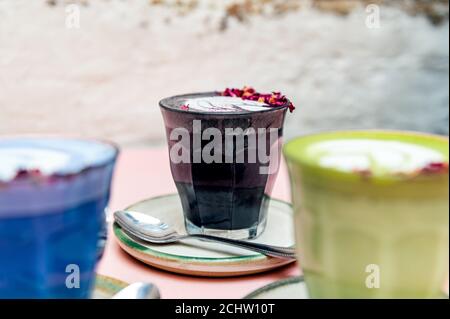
[0,0,448,146]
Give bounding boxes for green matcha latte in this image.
[284,131,449,298]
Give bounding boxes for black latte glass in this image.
[160,92,287,239]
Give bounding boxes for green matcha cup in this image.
[283,130,449,298]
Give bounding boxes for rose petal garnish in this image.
[420,162,449,174]
[221,86,295,112]
[353,168,372,179]
[180,104,190,110]
[15,169,42,179]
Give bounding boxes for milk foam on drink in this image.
[306,139,445,175]
[181,96,271,113]
[0,138,116,182]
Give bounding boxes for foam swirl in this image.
[307,139,445,175]
[0,138,117,182]
[182,96,270,113]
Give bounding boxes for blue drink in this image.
[0,138,118,298]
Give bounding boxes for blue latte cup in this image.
[0,137,118,298]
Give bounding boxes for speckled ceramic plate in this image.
[244,276,308,299]
[93,274,128,299]
[113,194,296,277]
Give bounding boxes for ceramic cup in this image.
[284,130,449,298]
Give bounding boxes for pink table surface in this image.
[96,148,300,299]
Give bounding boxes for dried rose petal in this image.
[243,86,255,94]
[353,168,372,179]
[420,162,449,174]
[15,169,42,179]
[221,86,296,112]
[180,104,190,110]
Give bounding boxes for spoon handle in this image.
[112,282,160,299]
[187,234,297,259]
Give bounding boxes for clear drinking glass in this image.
[0,137,118,298]
[160,92,288,239]
[284,130,449,298]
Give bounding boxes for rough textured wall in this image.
[0,0,448,146]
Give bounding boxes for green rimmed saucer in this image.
[244,276,308,299]
[113,194,296,277]
[93,274,128,299]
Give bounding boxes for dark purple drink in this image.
[160,90,288,239]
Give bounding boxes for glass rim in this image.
[283,129,449,183]
[0,134,120,183]
[159,91,289,116]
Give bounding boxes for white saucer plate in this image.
[113,194,296,277]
